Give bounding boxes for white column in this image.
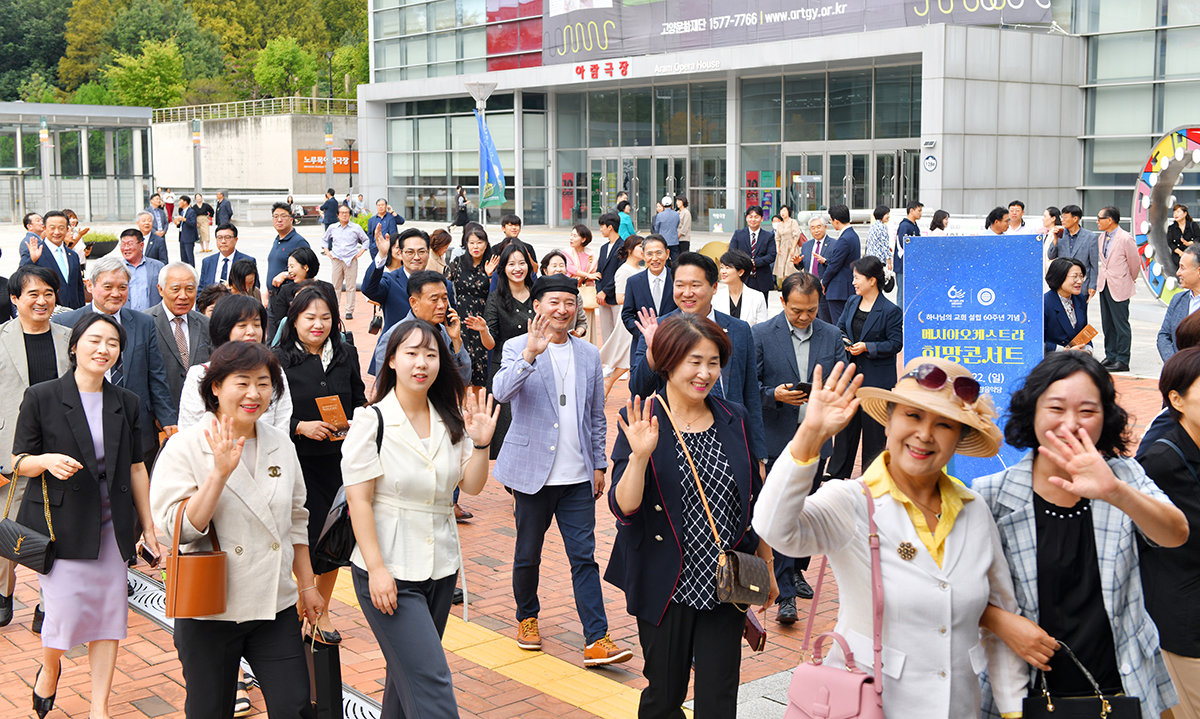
[80,129,92,221]
[132,128,145,216]
[547,90,558,226]
[725,73,739,226]
[104,130,116,220]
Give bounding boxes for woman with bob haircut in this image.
[267,245,334,340]
[151,341,323,718]
[274,285,366,644]
[974,352,1187,719]
[227,258,260,303]
[754,356,1028,717]
[1043,257,1091,355]
[713,248,768,326]
[342,319,498,718]
[608,313,779,718]
[13,312,160,719]
[1137,347,1200,718]
[178,295,293,432]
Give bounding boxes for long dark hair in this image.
[229,258,260,293]
[455,224,491,268]
[495,242,535,312]
[274,285,351,369]
[373,319,465,443]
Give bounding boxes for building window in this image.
[784,74,825,142]
[620,87,652,147]
[689,83,726,144]
[741,77,782,144]
[874,66,920,140]
[828,70,872,141]
[654,85,688,146]
[589,90,618,148]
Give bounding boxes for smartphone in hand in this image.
[138,543,160,568]
[789,382,812,394]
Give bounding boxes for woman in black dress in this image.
[1169,203,1199,259]
[451,185,469,231]
[451,225,497,391]
[480,242,535,459]
[273,285,367,644]
[267,246,335,342]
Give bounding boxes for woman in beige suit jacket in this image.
[151,342,323,719]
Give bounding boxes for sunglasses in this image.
[899,364,981,405]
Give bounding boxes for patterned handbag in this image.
[0,455,56,575]
[656,395,771,606]
[784,480,885,719]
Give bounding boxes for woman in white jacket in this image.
[752,357,1027,718]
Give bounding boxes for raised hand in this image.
[484,255,500,276]
[204,415,245,480]
[522,313,552,361]
[463,314,487,332]
[26,236,42,264]
[790,362,862,462]
[617,396,659,460]
[1039,427,1121,502]
[463,388,499,447]
[634,307,659,350]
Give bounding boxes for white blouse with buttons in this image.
[340,391,471,582]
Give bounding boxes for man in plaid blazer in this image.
[491,275,632,667]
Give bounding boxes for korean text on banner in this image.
[475,109,505,209]
[903,234,1044,485]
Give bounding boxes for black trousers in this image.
[1099,287,1132,364]
[174,608,314,719]
[772,456,827,598]
[636,601,744,719]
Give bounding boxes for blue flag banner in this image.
[903,234,1044,485]
[475,109,505,209]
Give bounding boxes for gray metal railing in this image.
[152,96,357,123]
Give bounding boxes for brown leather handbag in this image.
[657,396,771,607]
[164,497,228,618]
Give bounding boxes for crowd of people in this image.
[2,189,1199,719]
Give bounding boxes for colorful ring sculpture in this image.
[1133,126,1200,305]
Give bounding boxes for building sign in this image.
[543,0,1052,64]
[297,150,359,174]
[904,234,1043,485]
[572,59,631,81]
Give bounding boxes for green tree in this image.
[106,0,225,81]
[0,0,71,99]
[319,0,367,47]
[332,41,367,98]
[72,81,116,105]
[58,0,129,90]
[183,76,239,105]
[18,71,58,102]
[254,37,317,97]
[105,38,185,107]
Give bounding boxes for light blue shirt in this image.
[125,256,164,312]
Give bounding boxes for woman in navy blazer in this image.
[607,314,777,719]
[830,255,902,479]
[1043,257,1091,355]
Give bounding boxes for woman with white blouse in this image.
[712,249,768,326]
[342,319,498,718]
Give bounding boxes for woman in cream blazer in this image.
[753,358,1027,718]
[343,319,497,719]
[151,342,322,719]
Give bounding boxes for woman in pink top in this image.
[565,224,601,342]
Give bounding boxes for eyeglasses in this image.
[899,363,981,405]
[402,248,429,256]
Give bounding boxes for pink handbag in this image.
[784,480,885,719]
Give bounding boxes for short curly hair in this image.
[1003,352,1131,457]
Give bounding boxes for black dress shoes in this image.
[31,604,44,635]
[1107,361,1130,373]
[794,573,814,600]
[32,660,59,719]
[0,593,13,627]
[776,597,798,625]
[452,587,464,605]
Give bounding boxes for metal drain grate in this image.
[127,570,382,719]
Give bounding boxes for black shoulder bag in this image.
[311,406,383,575]
[0,455,56,574]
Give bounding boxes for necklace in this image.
[908,494,942,520]
[545,340,572,406]
[675,407,708,431]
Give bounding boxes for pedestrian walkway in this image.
[0,291,1168,718]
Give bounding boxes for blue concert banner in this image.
[903,234,1043,484]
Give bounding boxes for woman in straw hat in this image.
[973,352,1186,719]
[753,357,1028,717]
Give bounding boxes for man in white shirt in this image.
[322,204,369,319]
[491,274,632,667]
[1006,200,1026,233]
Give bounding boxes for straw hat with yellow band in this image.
[856,356,1003,458]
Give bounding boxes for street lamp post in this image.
[464,81,497,224]
[346,138,355,194]
[324,51,334,100]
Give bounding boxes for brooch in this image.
[268,466,281,477]
[897,542,918,561]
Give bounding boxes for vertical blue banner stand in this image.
[903,235,1044,484]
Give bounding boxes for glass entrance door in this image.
[655,156,686,206]
[623,157,652,227]
[829,153,868,210]
[784,154,825,212]
[589,157,619,216]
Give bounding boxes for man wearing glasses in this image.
[267,201,310,300]
[363,227,455,333]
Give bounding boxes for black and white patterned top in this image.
[671,426,743,610]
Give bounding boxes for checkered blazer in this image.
[974,453,1178,719]
[491,335,607,494]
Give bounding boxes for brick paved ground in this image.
[0,292,1168,718]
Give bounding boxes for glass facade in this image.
[372,0,541,83]
[385,92,548,224]
[1078,0,1200,215]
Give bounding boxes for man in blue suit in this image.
[54,255,177,467]
[795,215,833,323]
[752,272,848,622]
[628,252,767,461]
[199,223,257,290]
[620,235,675,366]
[364,228,454,333]
[822,204,860,324]
[492,275,632,666]
[729,205,777,296]
[173,194,198,266]
[214,190,233,227]
[19,210,87,309]
[1159,246,1200,361]
[366,198,399,256]
[137,211,169,264]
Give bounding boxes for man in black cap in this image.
[490,275,632,666]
